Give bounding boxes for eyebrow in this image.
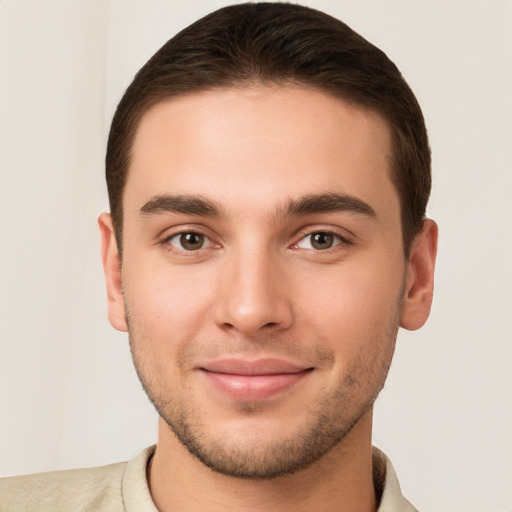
[278,193,376,220]
[140,195,223,217]
[139,192,376,220]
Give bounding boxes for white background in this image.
[1,1,511,510]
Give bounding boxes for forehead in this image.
[125,86,397,219]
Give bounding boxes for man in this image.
[0,3,437,511]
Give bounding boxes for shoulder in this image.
[0,460,127,512]
[0,446,157,512]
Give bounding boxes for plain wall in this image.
[1,1,511,510]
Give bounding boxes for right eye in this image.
[165,232,214,251]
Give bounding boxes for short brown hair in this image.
[106,2,431,256]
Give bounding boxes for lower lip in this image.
[202,370,311,401]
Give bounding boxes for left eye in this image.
[296,232,343,250]
[166,232,214,251]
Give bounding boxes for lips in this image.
[200,358,313,401]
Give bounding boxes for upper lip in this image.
[200,358,311,376]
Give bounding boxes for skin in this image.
[99,86,437,512]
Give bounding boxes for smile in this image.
[200,358,314,401]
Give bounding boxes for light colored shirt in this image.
[0,446,418,511]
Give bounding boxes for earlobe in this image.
[400,219,438,331]
[98,213,128,332]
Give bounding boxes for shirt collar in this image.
[373,447,418,512]
[122,445,418,512]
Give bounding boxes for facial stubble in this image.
[126,296,401,481]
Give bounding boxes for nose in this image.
[213,246,294,336]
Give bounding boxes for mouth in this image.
[200,358,314,401]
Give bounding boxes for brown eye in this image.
[179,232,204,250]
[310,232,335,250]
[167,232,211,251]
[296,231,344,251]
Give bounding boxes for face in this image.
[100,86,435,479]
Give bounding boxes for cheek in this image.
[122,259,216,348]
[294,260,404,349]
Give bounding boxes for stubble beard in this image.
[127,311,400,481]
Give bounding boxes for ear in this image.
[98,213,128,332]
[400,219,438,331]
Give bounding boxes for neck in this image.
[148,411,377,512]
